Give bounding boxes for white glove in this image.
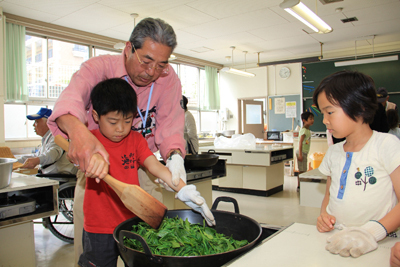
[326,221,387,258]
[158,154,186,192]
[176,184,216,226]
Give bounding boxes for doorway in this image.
[238,98,266,139]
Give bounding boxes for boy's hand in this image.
[176,184,216,226]
[85,153,109,183]
[317,212,336,232]
[298,154,303,162]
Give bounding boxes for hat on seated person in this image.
[377,87,388,103]
[26,108,52,120]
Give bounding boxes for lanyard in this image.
[124,76,154,133]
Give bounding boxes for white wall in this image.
[219,62,302,133]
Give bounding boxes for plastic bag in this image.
[214,133,256,149]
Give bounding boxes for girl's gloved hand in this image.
[326,221,387,258]
[176,184,216,226]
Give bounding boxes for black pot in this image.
[114,197,261,267]
[184,150,219,169]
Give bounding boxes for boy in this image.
[296,111,314,190]
[314,70,400,258]
[79,78,215,267]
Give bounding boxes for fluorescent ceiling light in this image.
[169,54,176,61]
[334,55,398,67]
[220,67,256,77]
[114,42,125,50]
[280,0,332,34]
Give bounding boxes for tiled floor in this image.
[34,175,321,267]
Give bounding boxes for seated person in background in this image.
[313,70,400,259]
[20,108,78,175]
[181,95,199,154]
[79,78,214,267]
[387,109,400,140]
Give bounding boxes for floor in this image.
[34,175,321,267]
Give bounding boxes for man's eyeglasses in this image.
[132,43,169,75]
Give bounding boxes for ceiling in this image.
[1,0,400,69]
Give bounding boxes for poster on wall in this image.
[286,101,296,118]
[274,97,285,114]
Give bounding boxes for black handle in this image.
[211,196,240,214]
[118,230,163,264]
[208,149,216,154]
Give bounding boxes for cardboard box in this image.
[13,168,38,175]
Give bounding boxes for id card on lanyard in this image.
[124,76,154,136]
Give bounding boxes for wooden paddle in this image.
[55,135,171,229]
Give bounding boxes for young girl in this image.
[313,70,400,258]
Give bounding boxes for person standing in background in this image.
[377,87,398,112]
[181,95,199,154]
[387,109,400,140]
[47,18,186,266]
[296,111,314,191]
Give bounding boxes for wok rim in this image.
[113,209,262,259]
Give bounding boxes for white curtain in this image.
[202,66,220,110]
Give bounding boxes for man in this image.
[181,95,199,154]
[47,18,186,266]
[377,87,398,112]
[20,107,77,175]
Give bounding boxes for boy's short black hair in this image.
[312,70,378,124]
[90,78,137,117]
[301,111,314,122]
[387,109,399,130]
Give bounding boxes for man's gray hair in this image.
[129,17,177,52]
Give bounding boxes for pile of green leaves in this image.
[123,216,248,256]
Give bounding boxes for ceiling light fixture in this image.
[334,35,398,67]
[280,0,332,34]
[220,46,256,78]
[114,13,139,50]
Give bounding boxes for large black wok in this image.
[184,150,219,169]
[114,197,261,267]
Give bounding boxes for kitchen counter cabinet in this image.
[299,168,327,208]
[200,145,293,196]
[0,173,59,267]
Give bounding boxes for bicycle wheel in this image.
[44,181,76,243]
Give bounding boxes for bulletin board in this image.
[268,95,301,131]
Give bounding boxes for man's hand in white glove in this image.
[156,153,186,192]
[176,184,216,226]
[326,221,387,258]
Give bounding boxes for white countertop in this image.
[0,173,59,193]
[299,168,327,180]
[199,144,293,153]
[225,223,397,267]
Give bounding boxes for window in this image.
[6,32,219,140]
[94,48,120,57]
[4,104,53,140]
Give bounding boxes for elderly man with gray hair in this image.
[20,107,77,175]
[47,18,186,266]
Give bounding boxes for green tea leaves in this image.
[123,216,248,256]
